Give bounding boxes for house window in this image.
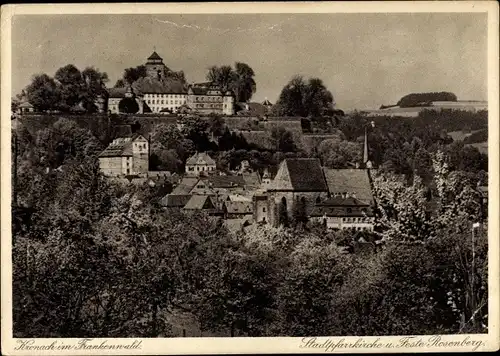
[263,207,266,212]
[188,166,194,171]
[347,208,352,214]
[127,168,130,174]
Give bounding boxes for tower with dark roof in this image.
[145,50,167,80]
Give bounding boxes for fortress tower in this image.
[145,50,167,80]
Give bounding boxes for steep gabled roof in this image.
[171,177,200,195]
[270,158,328,192]
[323,168,374,204]
[186,152,216,166]
[161,194,192,208]
[183,195,216,210]
[147,51,163,61]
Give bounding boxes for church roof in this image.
[270,158,328,192]
[322,168,374,204]
[317,196,371,207]
[147,51,163,61]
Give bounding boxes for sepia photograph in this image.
[1,1,499,354]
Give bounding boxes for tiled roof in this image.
[237,102,267,116]
[310,197,373,217]
[188,83,228,96]
[224,201,253,214]
[271,158,328,192]
[98,134,145,158]
[318,196,371,207]
[133,77,187,94]
[323,168,374,204]
[171,177,200,195]
[161,194,192,208]
[147,51,163,61]
[183,195,216,210]
[186,152,216,166]
[205,175,245,188]
[241,172,261,188]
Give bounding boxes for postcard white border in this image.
[1,1,499,354]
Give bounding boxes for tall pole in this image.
[471,224,475,309]
[13,132,18,207]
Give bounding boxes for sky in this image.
[11,13,487,110]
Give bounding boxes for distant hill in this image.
[397,92,457,108]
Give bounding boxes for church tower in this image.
[145,50,167,80]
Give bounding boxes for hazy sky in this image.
[11,13,487,110]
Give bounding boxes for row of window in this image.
[343,217,372,223]
[195,96,223,102]
[146,94,186,98]
[195,103,223,109]
[150,106,181,112]
[186,165,216,172]
[148,99,185,105]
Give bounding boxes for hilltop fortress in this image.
[107,51,235,116]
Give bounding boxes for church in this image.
[107,51,234,115]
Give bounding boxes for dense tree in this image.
[207,65,234,93]
[270,127,297,152]
[317,138,361,168]
[233,62,256,103]
[26,74,60,112]
[114,79,126,88]
[123,65,148,84]
[80,67,109,112]
[273,76,335,117]
[54,64,83,111]
[206,62,256,102]
[118,98,139,114]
